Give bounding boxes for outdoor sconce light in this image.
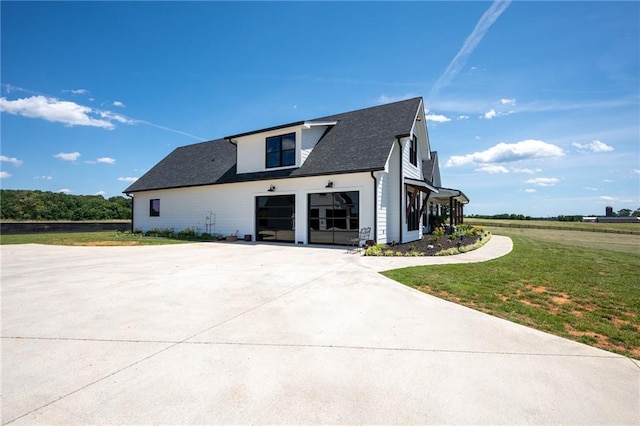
[268,185,275,192]
[325,180,333,188]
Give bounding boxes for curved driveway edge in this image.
[1,238,638,425]
[353,234,513,272]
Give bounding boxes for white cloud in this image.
[603,179,615,183]
[54,152,81,161]
[633,169,640,175]
[58,188,71,194]
[117,176,138,183]
[481,109,513,120]
[582,187,599,191]
[512,167,541,174]
[0,155,23,166]
[425,112,451,123]
[500,98,516,105]
[1,93,133,128]
[63,89,89,95]
[525,188,536,193]
[483,109,497,119]
[525,177,559,187]
[0,171,12,178]
[446,140,564,166]
[95,190,106,196]
[0,96,116,128]
[34,175,53,180]
[475,165,509,174]
[457,115,469,120]
[600,196,615,201]
[85,157,118,165]
[113,101,125,108]
[572,140,614,153]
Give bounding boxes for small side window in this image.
[150,199,160,217]
[409,135,418,166]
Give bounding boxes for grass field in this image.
[465,217,640,234]
[383,226,640,358]
[0,231,188,246]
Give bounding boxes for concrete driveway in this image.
[1,237,638,425]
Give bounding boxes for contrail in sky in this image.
[427,0,512,105]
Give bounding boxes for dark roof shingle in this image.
[125,97,422,193]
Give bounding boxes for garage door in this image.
[256,195,295,243]
[308,191,359,245]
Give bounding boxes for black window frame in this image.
[149,199,160,217]
[409,135,418,166]
[265,132,296,169]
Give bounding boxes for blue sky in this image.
[1,1,638,217]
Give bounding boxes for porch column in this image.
[460,202,464,224]
[449,197,454,229]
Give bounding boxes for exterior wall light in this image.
[268,185,275,192]
[325,180,333,188]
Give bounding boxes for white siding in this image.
[132,172,375,245]
[374,170,388,244]
[300,126,327,165]
[385,142,401,244]
[403,136,422,180]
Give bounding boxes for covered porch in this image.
[425,187,470,232]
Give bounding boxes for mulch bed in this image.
[385,234,483,256]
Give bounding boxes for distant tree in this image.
[0,190,131,221]
[617,208,632,217]
[557,215,583,222]
[633,208,640,217]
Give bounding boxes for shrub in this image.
[145,228,175,238]
[364,244,385,256]
[176,227,197,240]
[433,227,446,238]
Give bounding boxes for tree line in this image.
[0,190,131,221]
[468,208,640,222]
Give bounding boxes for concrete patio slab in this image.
[1,238,638,425]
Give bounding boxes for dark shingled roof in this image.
[125,97,422,193]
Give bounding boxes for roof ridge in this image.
[313,96,422,121]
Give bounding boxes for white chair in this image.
[349,227,371,252]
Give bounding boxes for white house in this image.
[124,97,469,245]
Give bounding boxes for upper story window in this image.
[409,135,418,166]
[266,133,296,168]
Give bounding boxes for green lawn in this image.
[466,217,640,234]
[0,231,189,246]
[383,229,640,358]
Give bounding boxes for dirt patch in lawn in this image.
[565,324,637,357]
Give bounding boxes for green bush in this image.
[145,228,175,238]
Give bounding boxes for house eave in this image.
[225,121,306,140]
[123,167,386,194]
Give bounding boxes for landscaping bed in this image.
[364,225,490,256]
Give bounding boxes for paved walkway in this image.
[1,237,638,425]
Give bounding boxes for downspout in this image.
[396,137,403,244]
[126,193,134,233]
[370,171,377,244]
